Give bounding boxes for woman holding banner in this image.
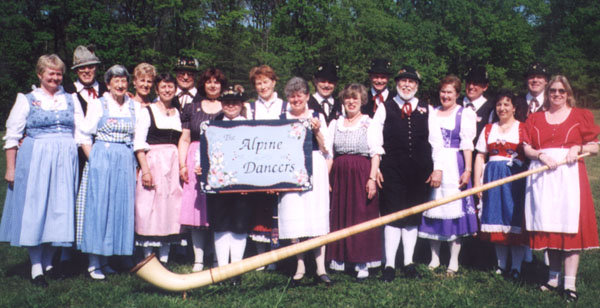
[178,68,225,272]
[523,75,599,302]
[326,83,382,281]
[278,77,332,285]
[247,65,285,270]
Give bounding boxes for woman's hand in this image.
[4,167,15,187]
[366,178,377,199]
[142,171,154,189]
[194,166,202,175]
[426,170,442,188]
[376,170,384,189]
[459,170,471,188]
[179,166,189,183]
[566,145,580,164]
[310,118,321,131]
[539,153,558,169]
[473,180,482,199]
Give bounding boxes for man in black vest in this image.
[174,56,201,110]
[460,66,494,141]
[63,45,107,115]
[369,66,443,282]
[523,62,549,117]
[362,58,394,118]
[307,62,342,126]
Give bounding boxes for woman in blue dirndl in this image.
[418,75,478,275]
[0,55,83,287]
[77,65,138,280]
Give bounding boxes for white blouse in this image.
[429,105,477,151]
[3,86,85,149]
[133,104,182,151]
[77,92,141,145]
[247,93,284,120]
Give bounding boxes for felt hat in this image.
[314,62,339,82]
[220,86,246,102]
[71,45,101,70]
[174,57,200,72]
[394,66,421,83]
[367,58,393,76]
[465,66,489,84]
[524,62,549,79]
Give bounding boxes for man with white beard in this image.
[368,66,443,282]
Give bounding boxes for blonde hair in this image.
[36,54,66,75]
[133,63,157,81]
[544,75,576,109]
[339,83,368,106]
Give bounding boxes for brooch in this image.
[417,106,427,114]
[32,101,42,107]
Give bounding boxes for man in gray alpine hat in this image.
[63,45,107,115]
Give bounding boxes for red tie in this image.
[86,87,98,99]
[373,93,384,113]
[402,101,412,118]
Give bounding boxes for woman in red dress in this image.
[523,75,600,302]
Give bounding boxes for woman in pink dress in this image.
[523,75,600,302]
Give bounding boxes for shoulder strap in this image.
[280,101,288,115]
[147,105,157,130]
[250,101,256,120]
[484,123,493,143]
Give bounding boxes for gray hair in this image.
[104,64,130,84]
[284,77,309,98]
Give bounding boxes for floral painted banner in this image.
[198,119,313,193]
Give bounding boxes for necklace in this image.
[345,113,362,125]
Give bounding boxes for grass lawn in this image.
[1,111,600,308]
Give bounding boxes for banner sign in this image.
[199,119,313,193]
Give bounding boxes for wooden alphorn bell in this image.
[132,153,591,291]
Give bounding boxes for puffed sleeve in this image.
[77,99,103,145]
[459,107,476,151]
[72,94,86,145]
[428,105,444,171]
[181,102,193,129]
[318,113,332,159]
[522,113,539,147]
[133,107,151,152]
[475,123,492,154]
[578,108,600,144]
[326,117,337,157]
[3,93,30,149]
[367,104,386,155]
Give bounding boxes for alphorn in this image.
[132,153,591,291]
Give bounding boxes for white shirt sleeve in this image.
[475,124,489,154]
[459,107,477,151]
[326,118,337,157]
[72,94,87,145]
[318,113,332,159]
[133,107,151,152]
[77,99,103,145]
[367,105,386,155]
[428,106,444,171]
[3,93,30,149]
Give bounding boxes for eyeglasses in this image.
[549,88,566,95]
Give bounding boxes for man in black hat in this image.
[460,66,494,141]
[362,58,394,118]
[523,62,549,117]
[369,66,443,282]
[174,56,201,109]
[307,62,342,125]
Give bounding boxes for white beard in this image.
[397,86,418,101]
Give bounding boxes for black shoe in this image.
[45,266,64,280]
[315,274,333,286]
[508,269,521,282]
[380,266,395,282]
[31,275,48,288]
[563,289,578,303]
[230,276,242,286]
[402,264,419,278]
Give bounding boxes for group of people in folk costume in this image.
[1,45,598,303]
